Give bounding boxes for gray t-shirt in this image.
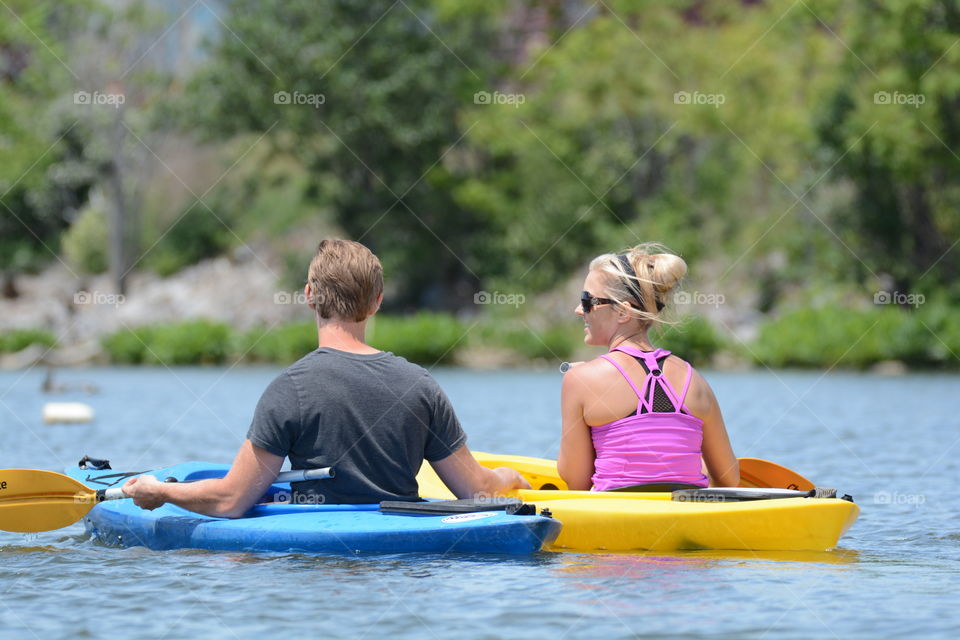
[246,348,466,504]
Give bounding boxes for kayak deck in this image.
[531,495,858,552]
[416,453,860,553]
[68,464,561,555]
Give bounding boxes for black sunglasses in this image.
[580,291,618,313]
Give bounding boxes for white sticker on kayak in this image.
[440,512,498,523]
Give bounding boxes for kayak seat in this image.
[608,482,703,492]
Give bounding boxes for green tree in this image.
[0,0,94,278]
[454,0,846,295]
[814,0,960,296]
[179,0,505,308]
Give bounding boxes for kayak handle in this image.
[277,467,335,482]
[94,467,335,502]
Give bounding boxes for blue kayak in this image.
[66,463,561,555]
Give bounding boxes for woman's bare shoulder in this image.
[563,356,616,384]
[674,362,717,413]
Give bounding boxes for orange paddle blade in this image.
[738,458,815,491]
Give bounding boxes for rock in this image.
[452,346,529,369]
[46,340,106,367]
[0,344,48,370]
[870,360,908,376]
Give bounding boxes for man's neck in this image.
[316,317,381,354]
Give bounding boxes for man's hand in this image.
[493,467,531,492]
[121,475,167,510]
[432,447,534,499]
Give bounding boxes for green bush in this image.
[101,320,233,365]
[655,316,725,365]
[239,322,316,364]
[369,313,466,365]
[751,305,960,369]
[101,326,156,364]
[471,322,579,361]
[0,329,56,353]
[144,205,233,277]
[61,201,109,274]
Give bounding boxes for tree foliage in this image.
[4,0,959,312]
[0,0,94,273]
[179,0,505,307]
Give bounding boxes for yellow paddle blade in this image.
[0,469,97,533]
[738,458,815,491]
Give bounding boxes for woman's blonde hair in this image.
[588,242,687,326]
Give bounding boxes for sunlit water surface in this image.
[1,365,958,639]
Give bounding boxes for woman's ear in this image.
[616,302,633,324]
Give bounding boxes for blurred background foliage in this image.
[2,0,959,367]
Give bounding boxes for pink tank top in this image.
[590,345,708,490]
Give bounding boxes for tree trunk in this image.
[107,106,128,296]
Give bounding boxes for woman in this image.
[558,243,739,491]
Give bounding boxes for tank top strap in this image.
[598,354,644,401]
[611,346,691,413]
[676,362,695,409]
[611,345,672,367]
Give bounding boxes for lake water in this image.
[1,365,958,639]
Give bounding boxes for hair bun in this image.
[625,243,687,295]
[648,253,687,293]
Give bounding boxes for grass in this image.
[0,329,56,353]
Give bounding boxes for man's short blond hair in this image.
[307,239,383,321]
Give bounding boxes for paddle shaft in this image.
[93,466,335,503]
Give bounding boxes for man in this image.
[123,239,528,515]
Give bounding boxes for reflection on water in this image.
[556,547,861,569]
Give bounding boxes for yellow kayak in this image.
[416,452,859,553]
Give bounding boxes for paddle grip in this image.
[97,487,127,502]
[276,467,335,483]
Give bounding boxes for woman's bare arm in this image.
[558,367,597,490]
[687,369,739,486]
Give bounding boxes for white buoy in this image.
[42,402,94,424]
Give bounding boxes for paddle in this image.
[0,467,334,534]
[737,458,814,491]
